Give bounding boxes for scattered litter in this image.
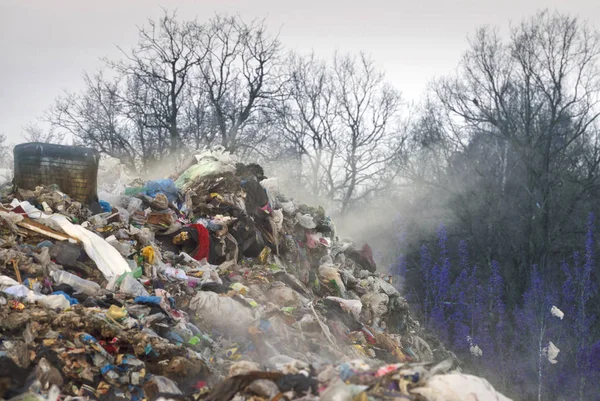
[551,305,565,320]
[545,341,560,364]
[0,146,512,401]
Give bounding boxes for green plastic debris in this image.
[124,186,147,196]
[132,266,143,278]
[115,266,143,287]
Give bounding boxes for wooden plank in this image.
[16,220,74,241]
[1,205,78,242]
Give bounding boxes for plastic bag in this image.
[99,200,112,213]
[37,293,70,310]
[230,282,250,295]
[119,274,150,297]
[0,211,23,232]
[260,177,281,207]
[267,284,300,307]
[49,242,82,267]
[267,355,309,374]
[320,379,368,401]
[271,209,284,231]
[88,213,108,227]
[319,265,346,294]
[281,200,295,215]
[144,375,183,397]
[3,284,30,297]
[361,292,389,322]
[106,305,128,320]
[175,147,236,189]
[115,206,130,223]
[149,193,169,210]
[296,213,317,229]
[188,291,259,337]
[326,296,363,317]
[160,265,188,280]
[373,277,398,296]
[108,239,134,257]
[145,179,178,203]
[3,284,71,310]
[410,373,514,401]
[260,177,281,195]
[0,275,19,288]
[141,246,157,264]
[126,197,144,214]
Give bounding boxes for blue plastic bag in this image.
[52,291,79,305]
[134,295,162,306]
[144,179,178,203]
[99,200,112,213]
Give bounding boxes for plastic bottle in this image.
[51,270,101,296]
[119,274,150,297]
[172,321,194,342]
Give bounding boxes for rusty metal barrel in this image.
[13,142,100,204]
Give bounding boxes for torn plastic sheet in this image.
[10,200,131,280]
[3,284,70,310]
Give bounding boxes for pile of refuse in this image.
[0,147,512,401]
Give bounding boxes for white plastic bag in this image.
[188,291,259,337]
[296,213,317,229]
[319,265,346,293]
[410,373,514,401]
[373,277,398,296]
[160,265,188,280]
[361,292,389,319]
[326,296,363,317]
[175,147,237,189]
[3,284,70,310]
[280,201,295,215]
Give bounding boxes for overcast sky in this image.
[1,0,598,143]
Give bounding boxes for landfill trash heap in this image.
[0,148,513,401]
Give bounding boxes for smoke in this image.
[98,147,460,281]
[259,155,450,276]
[97,153,188,192]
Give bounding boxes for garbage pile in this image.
[0,148,512,401]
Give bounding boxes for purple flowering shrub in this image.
[392,214,598,400]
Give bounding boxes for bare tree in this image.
[196,15,282,151]
[181,82,220,150]
[435,10,600,296]
[40,12,285,171]
[271,52,339,198]
[0,134,12,170]
[269,52,407,213]
[333,52,405,214]
[48,72,138,170]
[22,123,65,144]
[110,10,201,155]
